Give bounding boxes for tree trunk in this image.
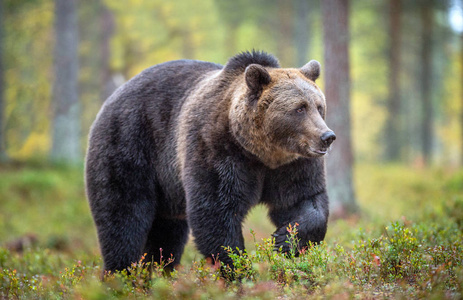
[181,28,195,60]
[277,0,294,67]
[384,0,402,161]
[294,0,311,67]
[321,0,358,218]
[225,23,238,58]
[51,0,81,163]
[215,0,242,58]
[420,3,433,165]
[100,3,116,101]
[461,33,463,166]
[0,0,6,161]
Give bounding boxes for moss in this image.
[0,163,462,298]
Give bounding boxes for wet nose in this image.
[321,131,336,147]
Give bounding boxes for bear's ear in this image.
[300,60,321,82]
[245,64,271,93]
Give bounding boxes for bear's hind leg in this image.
[143,217,189,272]
[95,199,156,274]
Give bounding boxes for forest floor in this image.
[0,162,462,299]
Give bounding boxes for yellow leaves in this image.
[4,1,53,160]
[10,132,50,160]
[352,92,387,161]
[436,49,462,165]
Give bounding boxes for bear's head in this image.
[230,60,335,169]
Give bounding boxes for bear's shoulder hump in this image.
[223,50,280,74]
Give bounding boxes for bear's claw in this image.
[272,226,292,253]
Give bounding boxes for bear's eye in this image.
[295,106,306,114]
[317,106,324,115]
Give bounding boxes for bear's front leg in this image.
[187,200,245,268]
[183,157,263,268]
[270,190,329,254]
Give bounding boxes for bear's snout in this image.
[320,131,336,147]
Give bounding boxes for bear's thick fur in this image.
[85,51,335,272]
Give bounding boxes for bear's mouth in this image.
[313,149,327,155]
[308,147,329,156]
[296,139,329,157]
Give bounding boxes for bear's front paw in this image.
[272,226,292,253]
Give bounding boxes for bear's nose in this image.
[321,131,336,147]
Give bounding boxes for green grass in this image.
[0,163,462,298]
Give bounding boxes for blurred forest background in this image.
[1,0,463,212]
[1,0,463,166]
[1,1,463,297]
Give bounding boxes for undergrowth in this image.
[0,163,462,299]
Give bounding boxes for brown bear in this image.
[85,50,335,273]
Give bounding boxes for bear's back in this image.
[87,60,222,216]
[103,59,222,111]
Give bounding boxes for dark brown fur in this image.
[85,51,335,273]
